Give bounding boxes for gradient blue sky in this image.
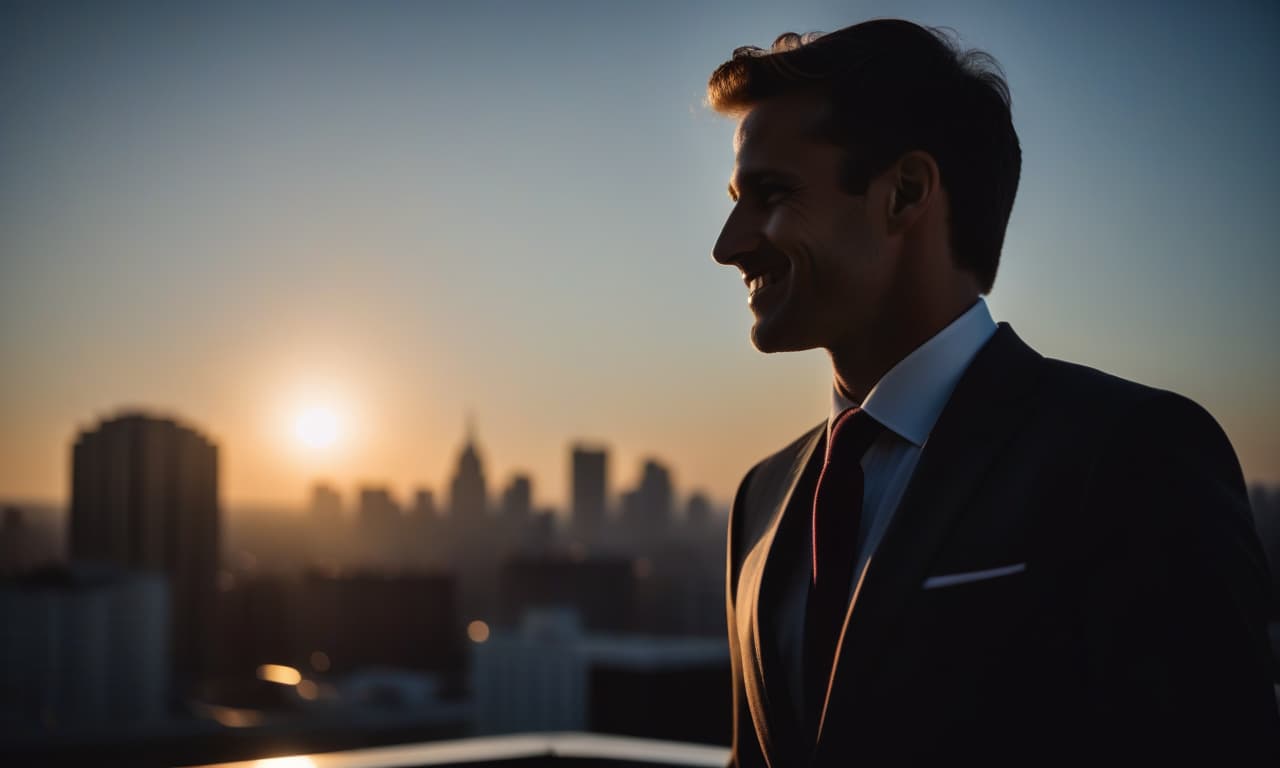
[2,0,1277,513]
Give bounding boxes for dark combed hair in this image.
[707,20,1021,293]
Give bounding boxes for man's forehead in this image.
[732,92,831,155]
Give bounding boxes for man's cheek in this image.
[762,212,794,244]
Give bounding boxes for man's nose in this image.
[712,204,757,266]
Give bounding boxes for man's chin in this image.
[749,317,812,354]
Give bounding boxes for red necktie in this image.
[804,406,883,733]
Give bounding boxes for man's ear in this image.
[887,151,939,233]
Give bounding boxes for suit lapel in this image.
[813,324,1045,753]
[739,421,824,764]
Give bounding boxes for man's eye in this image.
[759,186,789,204]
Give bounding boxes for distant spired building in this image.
[446,421,494,620]
[449,421,488,519]
[68,411,219,695]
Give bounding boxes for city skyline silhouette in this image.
[1,407,733,765]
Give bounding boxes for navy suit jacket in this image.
[726,324,1280,766]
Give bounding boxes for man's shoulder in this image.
[1029,351,1242,494]
[1041,355,1158,407]
[982,325,1216,429]
[1038,354,1222,435]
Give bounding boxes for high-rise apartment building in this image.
[310,483,343,523]
[69,411,218,694]
[1,565,171,727]
[358,486,400,528]
[622,459,673,531]
[685,491,712,530]
[0,564,170,728]
[571,444,608,539]
[411,488,438,520]
[500,475,532,521]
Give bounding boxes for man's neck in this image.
[829,295,982,404]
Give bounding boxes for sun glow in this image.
[294,406,340,449]
[253,757,316,768]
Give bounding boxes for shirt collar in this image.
[830,298,998,447]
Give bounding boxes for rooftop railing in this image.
[192,733,730,768]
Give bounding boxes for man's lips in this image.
[743,264,789,303]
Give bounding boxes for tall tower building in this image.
[69,411,219,694]
[450,421,489,519]
[306,482,345,570]
[571,444,608,540]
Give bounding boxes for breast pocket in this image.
[908,565,1032,658]
[922,562,1026,590]
[891,565,1035,726]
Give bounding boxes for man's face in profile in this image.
[713,91,895,355]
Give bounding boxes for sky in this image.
[1,0,1278,515]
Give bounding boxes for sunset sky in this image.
[2,1,1277,515]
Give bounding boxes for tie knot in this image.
[827,407,883,465]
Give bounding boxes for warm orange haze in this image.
[293,405,340,451]
[2,329,813,515]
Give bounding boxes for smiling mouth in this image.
[745,265,789,301]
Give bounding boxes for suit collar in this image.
[813,323,1045,758]
[743,421,825,765]
[830,298,998,447]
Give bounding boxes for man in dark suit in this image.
[707,19,1279,766]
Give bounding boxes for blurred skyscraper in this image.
[306,483,345,568]
[500,475,532,521]
[355,486,401,566]
[571,444,608,544]
[449,423,488,520]
[472,608,729,742]
[685,492,712,532]
[0,507,34,575]
[412,488,438,520]
[0,564,170,730]
[497,555,636,632]
[68,411,218,695]
[358,486,400,528]
[444,424,496,620]
[622,459,673,534]
[310,483,343,523]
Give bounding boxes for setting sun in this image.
[294,406,340,450]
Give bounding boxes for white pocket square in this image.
[922,562,1026,590]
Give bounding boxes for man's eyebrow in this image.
[727,170,801,201]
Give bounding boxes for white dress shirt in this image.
[775,297,998,718]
